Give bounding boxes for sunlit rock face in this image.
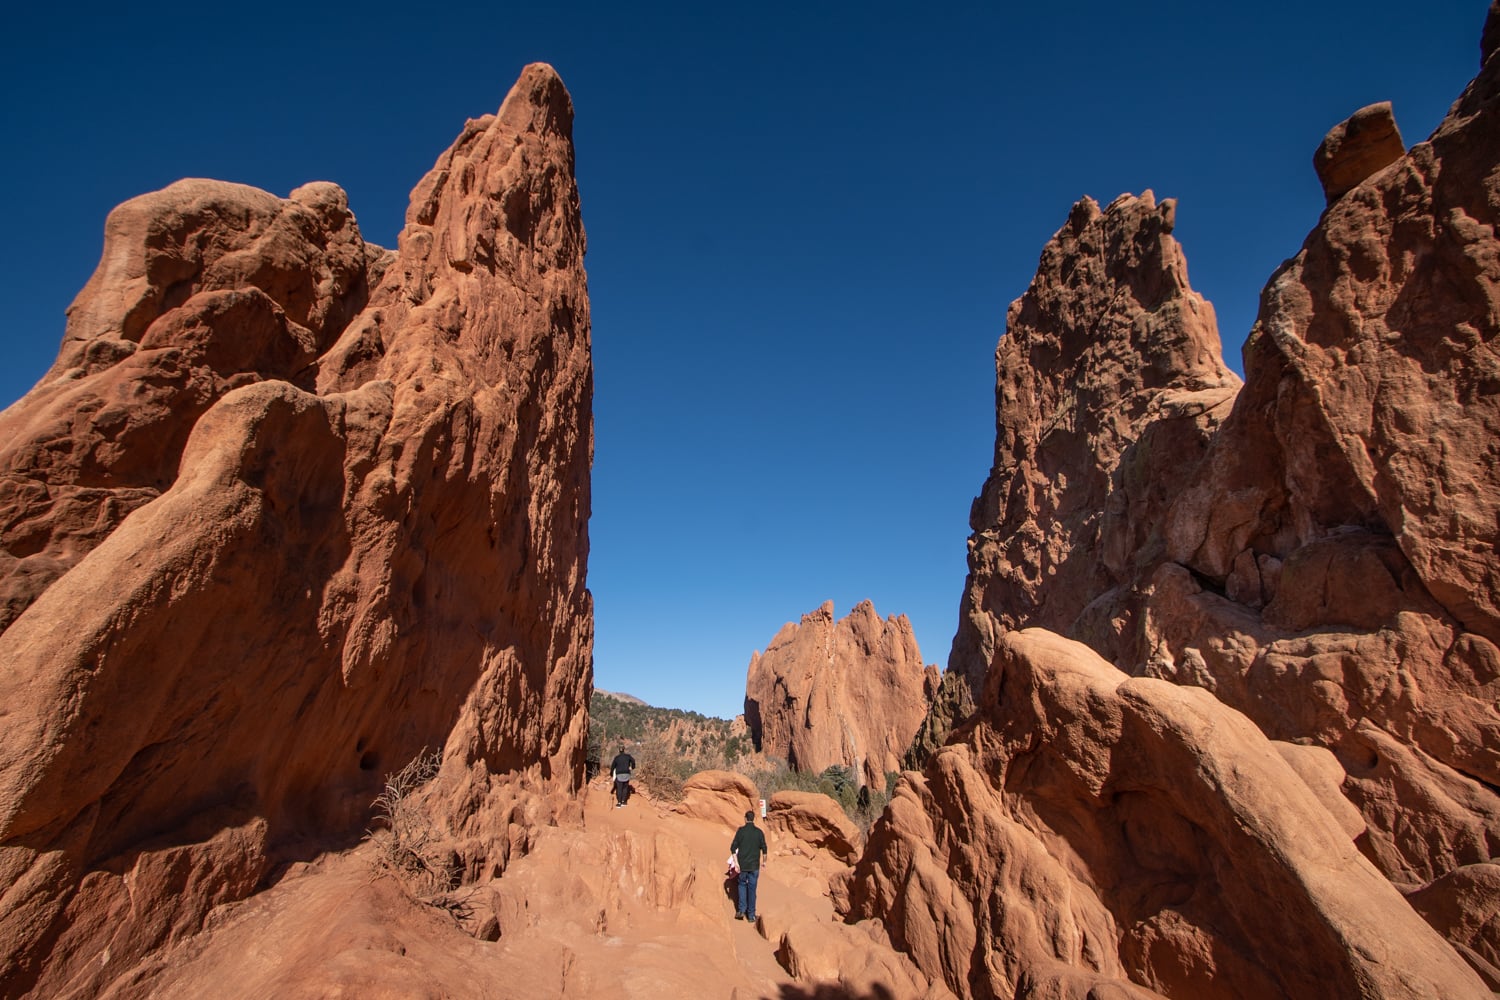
[0,63,593,999]
[841,630,1489,999]
[913,187,1240,763]
[881,8,1500,996]
[745,599,939,792]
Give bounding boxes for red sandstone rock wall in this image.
[872,9,1500,996]
[745,600,938,791]
[0,63,592,999]
[947,191,1241,698]
[839,630,1488,999]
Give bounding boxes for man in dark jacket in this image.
[609,745,636,807]
[729,809,768,921]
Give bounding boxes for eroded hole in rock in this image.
[359,750,380,772]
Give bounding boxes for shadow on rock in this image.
[768,985,897,1000]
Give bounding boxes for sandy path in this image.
[566,778,846,996]
[125,778,860,999]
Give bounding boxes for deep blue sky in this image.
[1,2,1482,718]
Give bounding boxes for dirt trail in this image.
[136,779,862,999]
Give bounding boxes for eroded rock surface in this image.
[0,63,592,999]
[841,631,1488,999]
[1145,5,1500,892]
[767,790,863,865]
[892,9,1500,994]
[745,600,938,791]
[947,189,1240,702]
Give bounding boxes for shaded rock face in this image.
[0,63,592,1000]
[879,11,1500,997]
[745,600,939,791]
[839,631,1488,1000]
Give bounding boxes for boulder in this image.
[839,630,1489,999]
[766,790,863,864]
[675,770,760,829]
[0,63,593,999]
[1312,102,1405,204]
[775,917,956,999]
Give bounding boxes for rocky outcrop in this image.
[947,189,1241,700]
[0,63,592,999]
[766,790,863,865]
[775,919,957,999]
[839,630,1488,999]
[881,9,1500,995]
[673,770,760,829]
[745,600,938,791]
[1312,102,1405,205]
[0,179,384,635]
[1141,7,1500,892]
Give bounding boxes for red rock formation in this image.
[0,63,592,999]
[766,790,863,865]
[0,179,384,634]
[1312,101,1407,204]
[839,630,1488,999]
[745,600,939,791]
[883,10,1500,995]
[948,189,1241,700]
[673,770,760,829]
[1143,8,1500,892]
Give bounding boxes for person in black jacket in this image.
[729,809,768,921]
[609,745,636,807]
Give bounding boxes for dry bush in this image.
[367,748,459,899]
[735,757,898,834]
[630,729,696,802]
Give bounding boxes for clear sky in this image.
[0,1,1483,718]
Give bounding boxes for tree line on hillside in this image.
[585,691,895,831]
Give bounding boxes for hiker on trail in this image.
[730,809,768,922]
[609,745,636,808]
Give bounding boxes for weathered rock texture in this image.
[1143,7,1500,893]
[840,630,1488,999]
[766,790,863,865]
[745,600,939,791]
[1313,101,1406,205]
[672,770,759,830]
[0,63,592,1000]
[879,9,1500,996]
[946,190,1241,701]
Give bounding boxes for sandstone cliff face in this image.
[873,10,1500,996]
[0,63,591,1000]
[745,600,938,791]
[947,191,1241,700]
[1143,11,1500,892]
[839,630,1488,999]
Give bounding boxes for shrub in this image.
[367,748,459,899]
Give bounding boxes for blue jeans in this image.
[737,869,760,919]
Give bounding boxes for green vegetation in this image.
[587,691,741,802]
[585,690,902,832]
[750,761,897,832]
